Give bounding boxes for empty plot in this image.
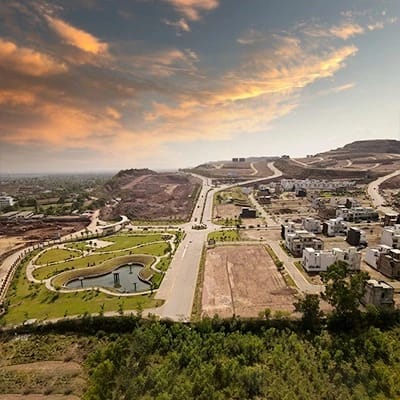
[202,245,295,318]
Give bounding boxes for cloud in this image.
[106,107,122,120]
[301,22,365,40]
[317,82,356,97]
[329,23,364,39]
[127,48,199,77]
[163,18,191,35]
[164,0,219,21]
[237,29,266,45]
[46,15,108,54]
[0,89,36,105]
[0,38,67,76]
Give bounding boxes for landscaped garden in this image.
[0,232,178,325]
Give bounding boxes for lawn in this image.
[94,234,165,252]
[35,248,81,265]
[208,230,240,241]
[1,254,162,326]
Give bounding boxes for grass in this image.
[1,254,162,326]
[293,260,313,283]
[51,254,155,288]
[207,230,240,241]
[35,248,81,265]
[94,234,165,252]
[191,245,207,322]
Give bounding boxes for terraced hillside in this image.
[100,169,201,221]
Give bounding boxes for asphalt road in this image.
[367,169,400,214]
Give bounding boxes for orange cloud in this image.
[164,0,219,21]
[0,38,67,76]
[329,23,364,39]
[46,16,108,54]
[0,90,36,105]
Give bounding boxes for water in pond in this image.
[65,264,150,293]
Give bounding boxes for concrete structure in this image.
[285,228,324,257]
[302,217,322,234]
[240,207,257,218]
[280,178,355,192]
[383,212,399,226]
[322,217,347,237]
[361,279,394,308]
[381,225,400,249]
[365,245,392,269]
[302,247,360,272]
[377,249,400,279]
[0,195,15,210]
[346,227,367,247]
[336,206,379,222]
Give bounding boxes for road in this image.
[367,169,400,214]
[155,162,283,320]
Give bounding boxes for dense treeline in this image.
[83,321,400,400]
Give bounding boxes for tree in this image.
[294,294,323,332]
[321,261,369,325]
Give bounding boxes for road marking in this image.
[181,244,188,259]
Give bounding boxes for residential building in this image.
[285,229,324,257]
[280,179,355,192]
[240,207,257,218]
[322,217,347,237]
[383,212,399,226]
[336,206,379,222]
[0,195,15,210]
[361,279,394,308]
[381,225,400,249]
[302,247,360,272]
[377,249,400,279]
[302,217,322,234]
[365,245,392,269]
[346,227,367,247]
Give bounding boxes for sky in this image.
[0,0,399,173]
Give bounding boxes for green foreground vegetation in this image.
[3,312,400,400]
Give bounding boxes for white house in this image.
[381,225,400,249]
[0,195,15,210]
[364,245,392,269]
[302,217,322,234]
[302,247,361,272]
[322,217,347,237]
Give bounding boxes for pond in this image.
[65,264,150,293]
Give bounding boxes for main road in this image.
[367,168,400,214]
[155,162,283,321]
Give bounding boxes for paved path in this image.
[250,162,258,176]
[367,168,400,214]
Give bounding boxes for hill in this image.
[100,169,201,221]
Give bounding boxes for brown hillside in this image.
[100,170,201,221]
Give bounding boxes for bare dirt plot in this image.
[202,245,296,318]
[214,204,241,220]
[0,361,85,398]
